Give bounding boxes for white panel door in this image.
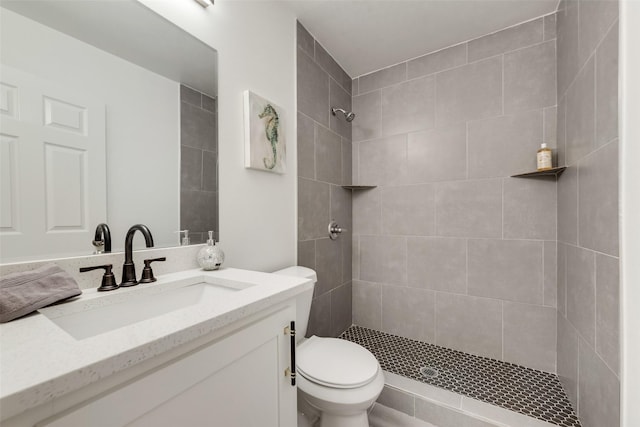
[0,65,106,260]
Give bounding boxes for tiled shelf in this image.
[510,166,567,178]
[341,185,377,190]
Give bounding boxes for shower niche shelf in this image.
[341,185,377,190]
[511,166,566,178]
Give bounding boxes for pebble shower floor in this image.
[340,326,581,427]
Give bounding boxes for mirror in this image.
[0,0,218,263]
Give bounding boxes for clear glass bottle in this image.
[537,143,553,171]
[197,231,224,271]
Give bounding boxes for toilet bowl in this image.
[273,266,384,427]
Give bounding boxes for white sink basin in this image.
[42,281,244,340]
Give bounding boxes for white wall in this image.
[0,9,180,251]
[139,0,298,272]
[620,1,640,425]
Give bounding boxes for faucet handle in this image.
[79,264,119,292]
[139,257,166,284]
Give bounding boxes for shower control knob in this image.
[328,220,347,240]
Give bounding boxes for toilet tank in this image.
[272,266,317,343]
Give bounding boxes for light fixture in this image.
[194,0,212,7]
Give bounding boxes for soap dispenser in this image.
[197,231,224,271]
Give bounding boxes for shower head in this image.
[331,107,356,122]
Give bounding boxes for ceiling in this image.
[285,0,559,77]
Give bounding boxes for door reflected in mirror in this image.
[0,0,218,263]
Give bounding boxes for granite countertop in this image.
[0,267,312,422]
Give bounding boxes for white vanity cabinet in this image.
[37,305,297,427]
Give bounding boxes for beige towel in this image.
[0,264,81,323]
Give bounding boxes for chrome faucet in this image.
[120,224,154,287]
[92,223,112,253]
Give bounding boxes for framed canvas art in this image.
[243,90,286,174]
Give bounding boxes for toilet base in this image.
[318,411,369,427]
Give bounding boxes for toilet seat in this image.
[297,337,379,389]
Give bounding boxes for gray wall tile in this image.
[556,0,580,97]
[565,56,595,165]
[544,13,557,40]
[544,241,558,308]
[578,338,620,427]
[331,185,352,232]
[408,124,467,183]
[381,184,436,236]
[352,237,360,280]
[353,280,382,329]
[315,237,342,296]
[202,94,216,114]
[468,239,544,304]
[359,63,407,93]
[416,398,499,427]
[557,243,567,316]
[595,22,619,148]
[181,145,202,191]
[298,178,330,240]
[407,237,467,294]
[504,40,556,113]
[342,138,352,186]
[297,21,314,57]
[378,386,415,417]
[353,90,382,142]
[331,282,353,336]
[297,112,315,180]
[297,48,329,126]
[578,140,619,256]
[407,43,467,79]
[381,76,435,136]
[181,101,216,151]
[595,253,619,374]
[342,232,353,285]
[315,124,342,185]
[557,165,578,245]
[315,41,352,94]
[180,85,201,106]
[360,235,407,285]
[202,150,217,192]
[382,285,436,343]
[358,135,408,186]
[307,292,331,337]
[503,177,557,240]
[557,95,567,166]
[503,302,557,372]
[467,110,543,179]
[544,106,558,150]
[566,244,596,346]
[435,56,502,126]
[435,293,503,359]
[353,187,382,235]
[330,79,353,140]
[467,18,543,62]
[298,239,315,270]
[557,312,579,408]
[578,0,619,67]
[435,179,502,238]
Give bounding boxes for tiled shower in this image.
[297,1,619,425]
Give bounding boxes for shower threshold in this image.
[340,326,580,427]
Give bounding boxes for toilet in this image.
[274,267,384,427]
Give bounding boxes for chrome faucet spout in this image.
[120,224,154,287]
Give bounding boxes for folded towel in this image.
[0,264,82,323]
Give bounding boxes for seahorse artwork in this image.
[258,104,279,170]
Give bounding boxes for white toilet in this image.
[274,267,384,427]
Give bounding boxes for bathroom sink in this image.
[41,281,242,340]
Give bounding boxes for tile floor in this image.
[341,326,581,427]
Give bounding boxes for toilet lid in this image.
[296,337,379,389]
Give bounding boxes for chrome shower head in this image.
[331,107,356,122]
